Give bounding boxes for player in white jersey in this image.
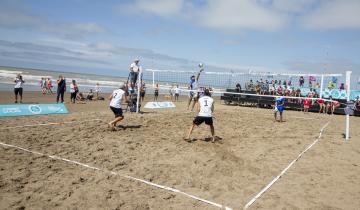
[185,89,216,142]
[108,85,127,131]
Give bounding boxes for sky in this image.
[0,0,359,76]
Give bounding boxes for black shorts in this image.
[110,106,123,117]
[130,72,138,83]
[175,93,179,97]
[193,116,213,126]
[14,88,23,96]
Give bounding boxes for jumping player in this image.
[185,89,215,143]
[274,96,285,122]
[187,69,203,111]
[108,85,127,131]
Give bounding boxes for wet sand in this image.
[0,91,359,210]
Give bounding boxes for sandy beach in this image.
[1,91,359,210]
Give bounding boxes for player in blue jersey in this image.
[274,96,285,122]
[187,70,203,111]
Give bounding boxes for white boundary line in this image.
[243,121,330,210]
[0,142,232,210]
[0,119,102,130]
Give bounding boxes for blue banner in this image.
[0,104,68,117]
[144,101,176,109]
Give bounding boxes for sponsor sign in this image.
[0,104,68,117]
[144,101,176,109]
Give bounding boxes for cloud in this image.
[271,0,317,13]
[194,0,288,31]
[301,0,360,29]
[0,2,106,38]
[117,0,184,17]
[117,0,288,31]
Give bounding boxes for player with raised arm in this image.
[274,96,285,122]
[185,89,216,143]
[187,63,204,111]
[108,85,128,131]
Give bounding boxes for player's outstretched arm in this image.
[108,94,113,100]
[196,72,201,81]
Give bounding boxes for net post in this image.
[345,71,352,140]
[136,68,142,114]
[320,74,324,98]
[152,71,155,88]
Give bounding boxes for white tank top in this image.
[198,96,213,117]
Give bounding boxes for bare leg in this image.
[280,112,283,122]
[185,123,196,140]
[187,97,192,110]
[210,124,215,143]
[108,116,124,130]
[15,93,18,103]
[191,100,197,111]
[274,112,277,122]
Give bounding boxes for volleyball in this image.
[198,63,204,69]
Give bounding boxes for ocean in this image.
[1,66,359,96]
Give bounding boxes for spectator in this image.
[56,75,66,103]
[140,83,146,102]
[70,80,78,103]
[255,84,261,95]
[40,78,46,94]
[235,83,241,92]
[269,84,275,95]
[14,74,25,103]
[309,81,312,89]
[354,96,360,111]
[339,83,345,90]
[46,78,53,94]
[299,76,305,87]
[261,82,267,95]
[287,80,292,87]
[328,80,335,90]
[315,82,320,89]
[174,84,180,102]
[87,89,94,100]
[95,83,101,98]
[276,85,283,95]
[154,83,159,101]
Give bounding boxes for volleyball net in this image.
[141,68,360,102]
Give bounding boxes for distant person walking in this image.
[14,74,25,103]
[40,78,46,94]
[47,78,53,94]
[70,80,78,103]
[56,75,66,103]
